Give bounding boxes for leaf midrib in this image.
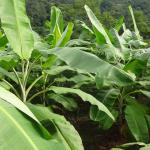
[0,105,39,150]
[54,122,72,150]
[12,0,23,57]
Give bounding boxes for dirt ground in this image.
[57,102,128,150]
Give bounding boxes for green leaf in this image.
[48,93,78,111]
[0,99,65,150]
[129,5,141,40]
[90,89,119,129]
[28,104,84,150]
[140,146,150,150]
[56,22,74,47]
[54,74,94,88]
[49,6,65,47]
[0,0,34,59]
[120,142,146,148]
[66,39,91,47]
[90,107,118,130]
[53,24,62,47]
[42,55,57,69]
[124,52,150,76]
[138,81,150,88]
[97,43,124,62]
[69,74,94,87]
[0,86,53,139]
[0,67,18,83]
[84,5,112,45]
[111,142,146,150]
[109,28,126,52]
[80,21,94,35]
[0,33,8,48]
[44,65,74,76]
[50,6,64,34]
[114,16,124,32]
[43,47,134,86]
[50,86,114,121]
[125,99,149,142]
[140,90,150,98]
[0,81,11,90]
[93,26,106,45]
[0,86,39,122]
[0,52,18,70]
[124,59,147,76]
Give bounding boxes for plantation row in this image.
[0,0,150,149]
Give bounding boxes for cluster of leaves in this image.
[78,5,150,150]
[0,1,115,149]
[0,0,150,150]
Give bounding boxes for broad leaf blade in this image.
[129,5,141,40]
[56,22,74,47]
[0,100,64,150]
[125,100,149,142]
[53,24,62,47]
[43,47,134,86]
[44,66,74,76]
[48,93,78,111]
[114,16,124,32]
[90,89,119,129]
[0,67,18,83]
[28,104,84,150]
[124,52,150,76]
[84,5,112,45]
[50,6,64,34]
[50,86,114,120]
[0,0,34,59]
[0,83,51,139]
[140,146,150,150]
[0,86,38,122]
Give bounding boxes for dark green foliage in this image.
[101,0,150,38]
[26,0,150,39]
[1,0,150,149]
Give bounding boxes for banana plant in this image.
[0,99,66,150]
[45,6,74,48]
[0,0,149,149]
[0,1,124,149]
[79,5,150,144]
[78,5,147,64]
[0,1,84,149]
[0,86,83,150]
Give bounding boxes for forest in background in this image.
[27,0,150,40]
[1,0,150,149]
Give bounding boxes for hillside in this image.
[26,0,150,38]
[101,0,150,18]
